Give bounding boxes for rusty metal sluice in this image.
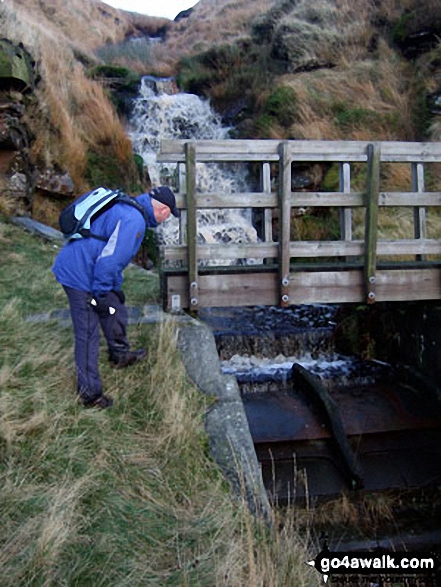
[199,305,441,503]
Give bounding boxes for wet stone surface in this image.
[199,304,339,337]
[223,354,392,391]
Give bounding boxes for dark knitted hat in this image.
[150,186,180,218]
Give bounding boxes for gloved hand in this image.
[90,293,115,315]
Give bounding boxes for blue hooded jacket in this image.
[52,193,158,297]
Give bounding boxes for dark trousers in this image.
[63,286,130,400]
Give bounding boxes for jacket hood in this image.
[136,193,158,228]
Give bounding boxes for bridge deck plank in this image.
[165,268,441,309]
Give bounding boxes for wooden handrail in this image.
[158,139,441,310]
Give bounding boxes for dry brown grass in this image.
[0,1,137,191]
[307,491,399,540]
[0,194,16,217]
[11,0,167,51]
[73,71,134,160]
[152,0,275,74]
[282,41,416,142]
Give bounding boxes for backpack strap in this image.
[81,229,108,242]
[88,190,149,241]
[115,192,150,224]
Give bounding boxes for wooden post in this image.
[412,162,427,261]
[279,142,291,307]
[186,142,198,310]
[364,143,381,304]
[178,162,187,245]
[262,162,273,241]
[339,162,352,242]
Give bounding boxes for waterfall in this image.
[129,76,259,261]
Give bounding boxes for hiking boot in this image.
[81,394,114,409]
[109,348,147,369]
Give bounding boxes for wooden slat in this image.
[186,143,198,308]
[377,239,441,256]
[290,240,364,258]
[412,162,427,262]
[159,139,280,162]
[161,244,188,262]
[161,242,278,263]
[289,269,441,304]
[178,162,186,244]
[195,192,276,208]
[161,238,441,263]
[339,162,352,241]
[166,273,278,308]
[290,239,441,258]
[375,268,441,300]
[379,191,441,206]
[381,141,441,161]
[160,139,441,161]
[291,192,364,207]
[288,271,364,304]
[174,190,441,211]
[261,162,273,243]
[176,192,365,209]
[165,268,441,309]
[160,139,367,163]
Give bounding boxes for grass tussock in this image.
[282,42,416,142]
[0,221,318,586]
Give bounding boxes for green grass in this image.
[95,38,153,70]
[0,222,159,316]
[0,220,316,586]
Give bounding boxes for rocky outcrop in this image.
[0,39,77,220]
[32,170,75,227]
[0,39,36,92]
[0,40,36,213]
[174,7,194,22]
[0,96,33,213]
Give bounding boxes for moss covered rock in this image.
[0,39,35,91]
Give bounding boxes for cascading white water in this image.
[129,76,259,261]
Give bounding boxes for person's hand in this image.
[90,293,115,315]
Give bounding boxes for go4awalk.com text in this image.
[307,548,441,585]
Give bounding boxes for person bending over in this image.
[53,186,179,409]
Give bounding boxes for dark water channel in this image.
[199,304,441,550]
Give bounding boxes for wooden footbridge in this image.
[157,140,441,311]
